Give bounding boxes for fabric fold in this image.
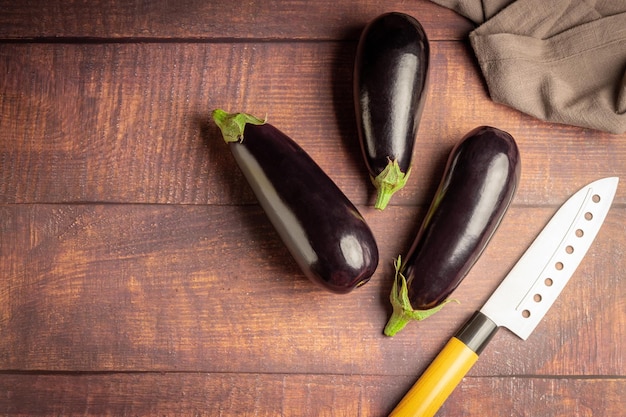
[430,0,626,133]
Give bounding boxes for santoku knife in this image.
[389,176,619,417]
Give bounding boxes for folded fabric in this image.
[431,0,626,134]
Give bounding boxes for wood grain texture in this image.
[1,204,624,377]
[1,0,625,416]
[0,0,473,41]
[0,374,624,417]
[1,43,624,206]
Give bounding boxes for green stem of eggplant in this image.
[384,256,456,336]
[371,161,410,210]
[212,109,266,143]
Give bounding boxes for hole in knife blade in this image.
[565,245,574,254]
[534,294,542,302]
[576,229,584,237]
[585,212,593,221]
[555,262,564,270]
[522,310,531,318]
[545,278,553,286]
[592,194,601,203]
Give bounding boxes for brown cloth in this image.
[431,0,626,134]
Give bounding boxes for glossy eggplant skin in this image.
[384,126,521,336]
[354,12,430,210]
[212,110,379,294]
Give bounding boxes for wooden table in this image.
[1,1,624,416]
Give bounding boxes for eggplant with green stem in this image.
[384,126,521,336]
[354,12,430,209]
[213,109,379,294]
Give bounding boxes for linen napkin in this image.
[431,0,626,134]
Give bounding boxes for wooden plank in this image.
[0,373,624,416]
[2,2,624,416]
[1,42,624,206]
[1,204,624,376]
[0,0,473,41]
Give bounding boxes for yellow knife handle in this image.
[389,312,499,417]
[388,337,477,417]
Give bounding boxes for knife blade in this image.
[388,176,619,417]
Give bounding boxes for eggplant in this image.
[212,109,379,294]
[354,12,430,210]
[384,126,521,336]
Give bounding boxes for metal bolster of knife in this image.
[455,311,499,355]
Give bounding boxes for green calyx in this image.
[371,159,410,210]
[212,109,266,143]
[383,256,457,337]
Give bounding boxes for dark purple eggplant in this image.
[212,109,379,294]
[354,12,430,210]
[384,126,521,336]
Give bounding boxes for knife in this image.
[388,176,619,417]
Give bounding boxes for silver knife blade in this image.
[481,176,619,340]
